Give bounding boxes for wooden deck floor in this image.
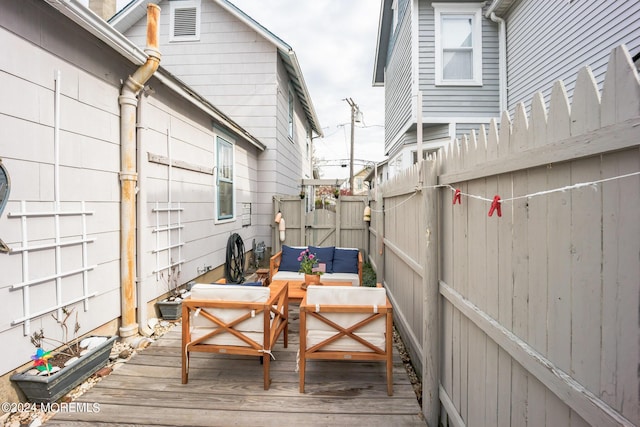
[47,307,426,426]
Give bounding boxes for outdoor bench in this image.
[269,245,363,287]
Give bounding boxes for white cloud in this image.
[230,0,386,179]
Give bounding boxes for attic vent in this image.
[174,8,197,37]
[170,0,201,41]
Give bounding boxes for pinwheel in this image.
[31,348,53,372]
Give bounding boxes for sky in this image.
[108,0,387,180]
[228,0,387,179]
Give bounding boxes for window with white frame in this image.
[170,0,201,42]
[288,85,294,139]
[412,149,429,164]
[216,136,234,220]
[433,3,483,86]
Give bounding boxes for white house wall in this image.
[0,0,128,375]
[0,0,262,379]
[122,0,313,248]
[275,56,309,194]
[136,87,261,305]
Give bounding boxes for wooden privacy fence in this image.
[272,193,369,254]
[369,45,640,427]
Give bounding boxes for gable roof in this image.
[45,0,265,151]
[111,0,323,137]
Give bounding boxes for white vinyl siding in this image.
[433,3,483,86]
[170,0,200,42]
[122,0,313,238]
[216,136,234,221]
[288,84,294,139]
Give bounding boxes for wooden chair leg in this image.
[181,306,189,384]
[386,313,393,395]
[263,353,270,390]
[299,355,306,393]
[299,310,306,393]
[182,350,189,384]
[386,355,393,396]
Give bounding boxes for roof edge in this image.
[373,0,392,86]
[44,0,265,151]
[213,0,323,137]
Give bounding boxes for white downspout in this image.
[490,12,507,113]
[136,91,155,337]
[118,4,161,338]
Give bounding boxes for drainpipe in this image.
[118,4,161,338]
[136,91,155,337]
[489,12,507,113]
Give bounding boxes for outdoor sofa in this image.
[269,245,363,287]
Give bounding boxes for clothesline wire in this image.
[441,171,640,204]
[369,171,639,213]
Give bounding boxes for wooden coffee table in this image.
[270,280,353,303]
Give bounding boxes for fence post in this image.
[377,189,385,285]
[422,159,439,426]
[335,197,341,247]
[300,195,307,246]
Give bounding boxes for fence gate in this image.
[272,192,369,255]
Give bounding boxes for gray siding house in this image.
[374,0,640,177]
[490,0,640,112]
[112,0,322,249]
[0,0,277,402]
[374,0,500,176]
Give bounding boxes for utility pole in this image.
[344,97,360,193]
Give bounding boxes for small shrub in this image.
[362,262,377,287]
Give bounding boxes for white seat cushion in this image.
[306,286,386,306]
[321,273,360,287]
[305,286,388,339]
[272,271,360,287]
[191,327,265,346]
[306,330,386,352]
[189,284,270,338]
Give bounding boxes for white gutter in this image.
[489,12,507,113]
[485,1,511,114]
[118,4,161,338]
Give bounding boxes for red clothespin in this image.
[488,195,502,217]
[453,189,461,205]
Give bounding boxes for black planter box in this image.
[10,336,117,403]
[156,300,182,320]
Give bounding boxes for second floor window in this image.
[216,136,234,221]
[434,3,483,86]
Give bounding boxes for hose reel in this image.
[224,233,245,284]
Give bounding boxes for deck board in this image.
[47,306,425,426]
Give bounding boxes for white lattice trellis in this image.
[9,200,96,335]
[152,201,184,280]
